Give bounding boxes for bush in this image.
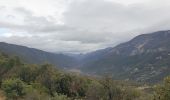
[51,93,70,100]
[24,90,50,100]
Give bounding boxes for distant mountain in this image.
[0,42,76,68]
[81,30,170,83]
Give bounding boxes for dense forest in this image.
[0,53,169,100]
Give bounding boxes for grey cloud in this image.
[0,6,5,10]
[64,0,170,33]
[0,35,103,53]
[0,7,73,33]
[14,7,33,15]
[1,0,170,53]
[0,6,113,44]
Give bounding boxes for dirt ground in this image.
[0,91,5,100]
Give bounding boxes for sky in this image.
[0,0,170,53]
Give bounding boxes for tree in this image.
[36,64,57,96]
[154,76,170,100]
[51,93,70,100]
[101,76,123,100]
[1,78,26,100]
[19,65,38,84]
[55,74,73,96]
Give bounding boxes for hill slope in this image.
[0,42,76,68]
[81,30,170,83]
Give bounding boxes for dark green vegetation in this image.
[0,53,154,100]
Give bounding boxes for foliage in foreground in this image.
[0,53,168,100]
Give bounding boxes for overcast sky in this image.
[0,0,170,53]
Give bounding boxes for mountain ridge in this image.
[0,42,76,68]
[80,30,170,83]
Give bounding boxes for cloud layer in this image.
[0,0,170,53]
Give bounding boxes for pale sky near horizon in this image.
[0,0,170,53]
